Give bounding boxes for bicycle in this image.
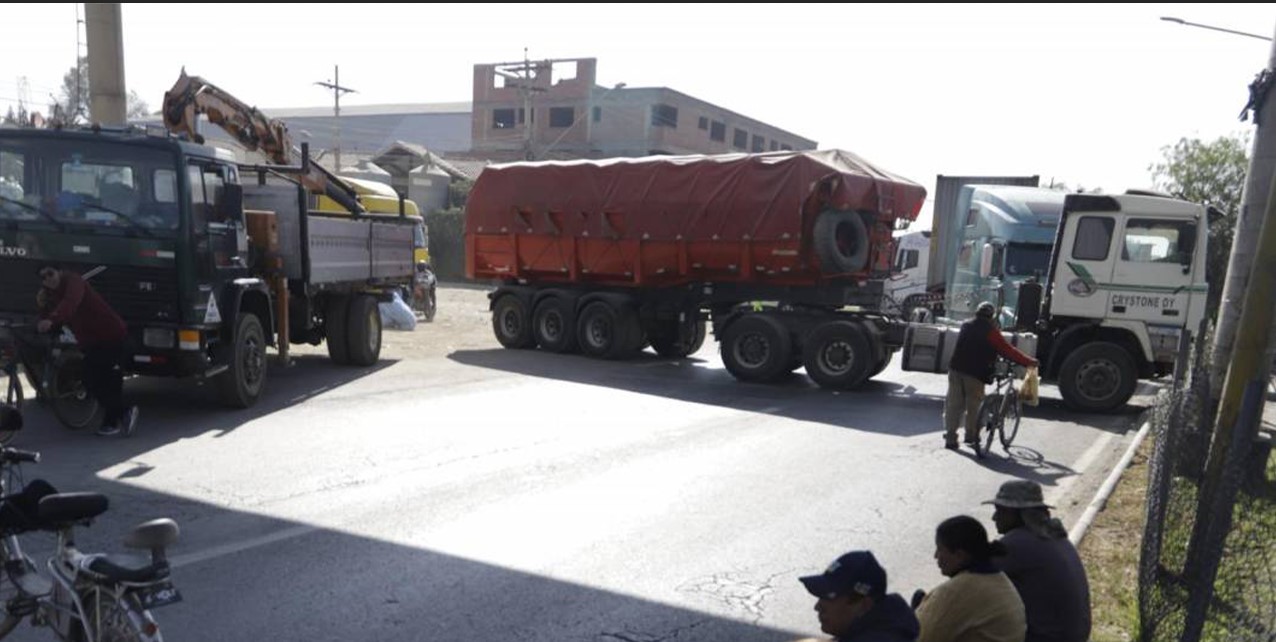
[974,360,1023,458]
[0,436,182,641]
[0,323,102,433]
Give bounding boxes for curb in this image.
[1068,420,1151,546]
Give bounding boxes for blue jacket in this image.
[838,593,920,642]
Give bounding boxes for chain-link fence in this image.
[1139,331,1276,641]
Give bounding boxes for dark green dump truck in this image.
[0,126,415,409]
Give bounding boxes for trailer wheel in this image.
[650,320,706,358]
[721,314,793,383]
[576,301,643,360]
[346,295,383,367]
[814,210,872,274]
[218,313,267,408]
[325,295,351,365]
[533,297,577,353]
[493,295,536,349]
[1058,341,1138,412]
[803,320,873,390]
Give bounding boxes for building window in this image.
[698,116,709,130]
[751,135,765,152]
[710,121,726,142]
[651,104,678,128]
[780,144,792,151]
[732,129,748,149]
[592,106,601,122]
[769,141,779,151]
[549,107,574,128]
[493,108,516,129]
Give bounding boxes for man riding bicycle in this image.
[36,265,138,437]
[944,301,1037,452]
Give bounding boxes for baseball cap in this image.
[799,550,887,600]
[983,479,1053,509]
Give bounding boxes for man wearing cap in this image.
[985,480,1091,642]
[944,301,1038,451]
[796,550,920,642]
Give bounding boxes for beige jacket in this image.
[916,570,1026,642]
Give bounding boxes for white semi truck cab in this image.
[903,191,1211,413]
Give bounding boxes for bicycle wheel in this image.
[999,388,1022,449]
[0,375,22,445]
[982,397,1001,457]
[975,394,1000,459]
[48,358,101,431]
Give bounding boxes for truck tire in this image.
[493,295,536,349]
[814,209,871,274]
[803,320,873,390]
[346,295,383,367]
[869,349,896,380]
[1058,341,1138,413]
[218,313,267,408]
[325,295,351,365]
[576,301,643,360]
[650,320,706,358]
[533,297,577,353]
[721,314,793,383]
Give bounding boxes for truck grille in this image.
[0,258,179,324]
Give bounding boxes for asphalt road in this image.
[0,286,1149,641]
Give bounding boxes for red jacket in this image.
[42,271,127,347]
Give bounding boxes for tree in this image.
[1149,133,1251,308]
[53,56,151,123]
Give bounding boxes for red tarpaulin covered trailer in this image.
[466,150,926,287]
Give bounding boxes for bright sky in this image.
[1,3,1272,230]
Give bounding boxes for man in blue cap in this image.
[796,550,919,641]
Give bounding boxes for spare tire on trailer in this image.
[813,209,872,274]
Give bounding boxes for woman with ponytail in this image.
[914,515,1026,642]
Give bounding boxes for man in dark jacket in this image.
[36,266,138,437]
[796,550,919,642]
[986,480,1092,642]
[944,301,1037,450]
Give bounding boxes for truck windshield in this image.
[1004,242,1051,277]
[0,137,179,233]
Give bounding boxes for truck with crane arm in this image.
[0,71,416,410]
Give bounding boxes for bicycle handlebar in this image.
[1,447,39,464]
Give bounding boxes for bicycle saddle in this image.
[37,492,109,526]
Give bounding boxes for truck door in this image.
[188,163,247,278]
[1108,216,1200,328]
[1050,214,1116,320]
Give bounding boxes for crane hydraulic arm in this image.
[161,70,364,214]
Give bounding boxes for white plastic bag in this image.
[378,290,417,331]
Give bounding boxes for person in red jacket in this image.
[36,265,138,437]
[943,301,1036,451]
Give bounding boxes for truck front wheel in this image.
[1058,341,1138,413]
[219,313,267,408]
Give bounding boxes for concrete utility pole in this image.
[1207,23,1276,398]
[314,66,356,170]
[84,3,128,125]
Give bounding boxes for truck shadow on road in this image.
[450,348,945,438]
